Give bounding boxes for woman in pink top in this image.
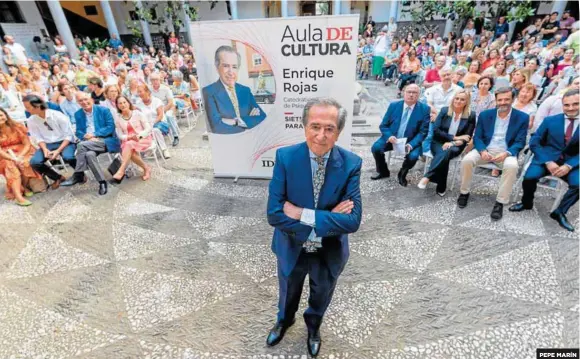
[113,95,153,182]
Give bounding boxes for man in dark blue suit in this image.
[202,45,266,134]
[458,87,530,220]
[61,92,120,195]
[370,83,430,186]
[266,98,362,357]
[510,89,579,231]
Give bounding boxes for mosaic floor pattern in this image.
[0,119,578,359]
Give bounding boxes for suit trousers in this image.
[460,149,519,204]
[424,143,463,193]
[30,142,77,181]
[371,137,421,174]
[74,140,108,182]
[277,250,339,335]
[522,163,579,214]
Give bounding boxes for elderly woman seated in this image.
[170,70,191,110]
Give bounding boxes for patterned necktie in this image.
[227,85,241,118]
[304,156,326,252]
[565,119,576,145]
[397,106,411,138]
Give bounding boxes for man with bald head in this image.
[371,83,431,186]
[3,35,27,66]
[61,92,120,195]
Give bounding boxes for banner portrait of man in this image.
[202,45,267,134]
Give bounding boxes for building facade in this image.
[0,0,575,60]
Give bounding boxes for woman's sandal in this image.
[15,199,32,207]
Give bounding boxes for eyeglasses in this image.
[43,121,53,131]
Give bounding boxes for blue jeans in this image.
[422,122,435,154]
[382,64,397,79]
[30,142,76,181]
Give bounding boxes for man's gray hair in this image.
[214,45,241,68]
[171,70,183,80]
[301,97,347,132]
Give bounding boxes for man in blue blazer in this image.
[510,89,579,231]
[266,98,362,357]
[458,87,530,220]
[371,83,430,186]
[202,45,266,134]
[61,92,120,195]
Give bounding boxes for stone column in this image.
[181,0,194,45]
[281,0,289,17]
[333,0,341,15]
[135,0,153,46]
[100,0,119,38]
[46,0,79,59]
[389,0,399,22]
[230,0,239,19]
[551,0,568,20]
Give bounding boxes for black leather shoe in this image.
[370,171,390,180]
[397,168,409,187]
[550,212,575,232]
[307,331,321,357]
[457,193,470,208]
[490,202,503,221]
[61,173,87,187]
[266,318,295,347]
[172,137,180,147]
[508,202,533,212]
[98,181,108,196]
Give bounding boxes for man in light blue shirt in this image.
[59,83,81,125]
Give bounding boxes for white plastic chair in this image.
[422,150,463,191]
[513,154,569,213]
[139,140,164,168]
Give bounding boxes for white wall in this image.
[238,1,264,19]
[18,1,47,29]
[195,1,230,21]
[369,0,390,22]
[287,1,299,16]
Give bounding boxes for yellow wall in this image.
[59,1,107,27]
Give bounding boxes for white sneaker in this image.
[437,191,446,197]
[163,149,172,159]
[418,179,429,189]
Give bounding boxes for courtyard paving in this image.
[0,83,578,358]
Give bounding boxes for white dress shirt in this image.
[488,110,512,153]
[448,113,462,136]
[27,109,75,144]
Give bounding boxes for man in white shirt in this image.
[150,72,180,146]
[423,69,461,154]
[534,78,580,132]
[4,35,27,66]
[23,95,76,189]
[458,88,530,220]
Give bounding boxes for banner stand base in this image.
[233,176,239,183]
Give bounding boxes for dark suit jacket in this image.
[474,108,529,156]
[74,105,120,153]
[202,80,266,134]
[530,113,579,169]
[267,142,363,278]
[378,100,430,150]
[433,107,476,147]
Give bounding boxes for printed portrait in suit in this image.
[202,45,268,135]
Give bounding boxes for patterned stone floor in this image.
[0,108,578,359]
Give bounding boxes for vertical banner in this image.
[191,15,359,178]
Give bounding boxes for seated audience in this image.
[135,82,171,159]
[0,108,42,206]
[23,95,76,190]
[150,72,180,147]
[61,92,120,195]
[457,87,530,220]
[419,89,476,195]
[111,95,152,182]
[509,89,579,232]
[371,84,430,186]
